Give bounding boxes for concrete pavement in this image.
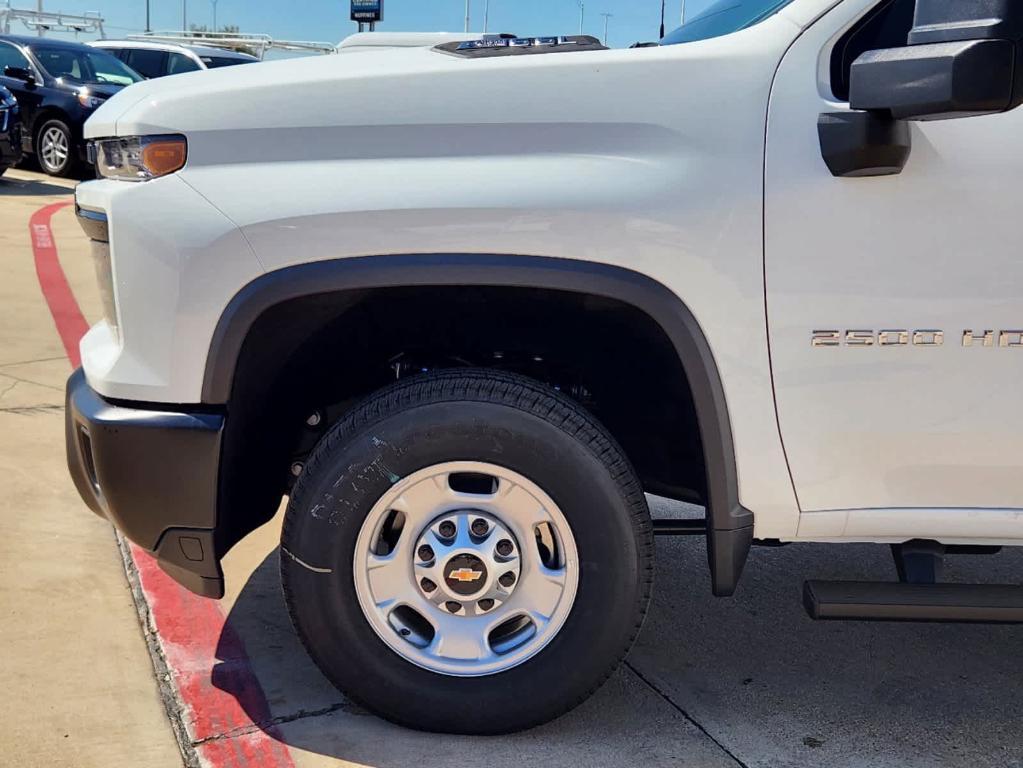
[638,499,1023,768]
[215,508,739,768]
[213,500,1023,768]
[3,166,1022,768]
[0,168,182,767]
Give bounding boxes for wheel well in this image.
[216,285,707,555]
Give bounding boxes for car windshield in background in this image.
[661,0,794,45]
[201,56,256,68]
[32,45,143,86]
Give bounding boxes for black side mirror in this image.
[849,0,1023,121]
[820,0,1023,177]
[3,66,36,85]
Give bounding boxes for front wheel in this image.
[281,370,653,733]
[35,119,77,177]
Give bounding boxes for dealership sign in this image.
[351,0,383,22]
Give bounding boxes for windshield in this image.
[200,55,257,69]
[661,0,794,45]
[31,45,143,86]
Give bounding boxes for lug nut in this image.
[445,601,462,613]
[496,539,515,557]
[417,545,435,562]
[420,578,437,593]
[290,462,304,477]
[471,518,489,536]
[399,628,411,637]
[499,571,516,588]
[478,598,495,611]
[305,411,322,427]
[438,521,456,538]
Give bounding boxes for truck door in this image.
[764,0,1023,533]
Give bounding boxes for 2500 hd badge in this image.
[812,330,1023,347]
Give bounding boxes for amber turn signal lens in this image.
[141,139,187,177]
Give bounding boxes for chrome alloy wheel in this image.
[353,461,579,677]
[40,126,69,173]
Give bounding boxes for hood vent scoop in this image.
[436,35,607,58]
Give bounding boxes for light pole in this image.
[681,0,687,25]
[211,0,218,32]
[574,0,584,35]
[659,0,666,38]
[601,12,612,46]
[483,0,489,33]
[464,0,470,33]
[145,0,150,32]
[182,0,187,30]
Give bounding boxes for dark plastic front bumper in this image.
[65,369,227,598]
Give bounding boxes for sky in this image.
[5,0,718,50]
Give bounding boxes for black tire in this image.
[34,118,77,178]
[281,369,653,734]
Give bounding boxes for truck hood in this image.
[84,46,441,138]
[336,31,485,52]
[84,41,614,139]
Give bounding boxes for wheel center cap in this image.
[443,554,488,596]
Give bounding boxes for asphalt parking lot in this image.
[3,166,1022,768]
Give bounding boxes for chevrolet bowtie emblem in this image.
[448,568,483,583]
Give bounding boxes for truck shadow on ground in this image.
[0,174,75,196]
[216,517,1023,768]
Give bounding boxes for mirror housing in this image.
[3,66,36,85]
[818,111,911,178]
[849,0,1023,121]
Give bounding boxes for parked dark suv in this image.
[0,84,21,176]
[0,35,142,177]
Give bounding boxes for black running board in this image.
[803,580,1023,624]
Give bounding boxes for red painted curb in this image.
[29,202,88,367]
[132,546,296,767]
[30,199,295,768]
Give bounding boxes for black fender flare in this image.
[203,254,753,595]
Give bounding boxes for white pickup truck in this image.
[66,0,1023,735]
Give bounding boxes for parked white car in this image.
[89,39,258,78]
[68,0,1023,735]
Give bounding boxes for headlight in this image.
[94,135,188,181]
[78,92,105,109]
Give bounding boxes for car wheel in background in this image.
[35,119,77,177]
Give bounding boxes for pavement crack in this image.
[0,354,66,368]
[0,404,64,415]
[0,370,65,392]
[625,660,751,768]
[0,379,18,400]
[191,701,356,745]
